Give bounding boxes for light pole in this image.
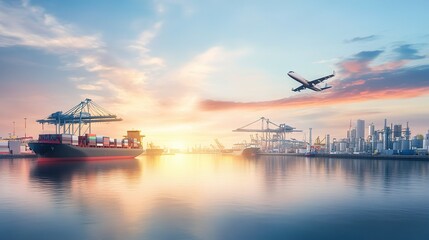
[13,121,15,137]
[24,118,27,138]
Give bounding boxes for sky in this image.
[1,0,429,148]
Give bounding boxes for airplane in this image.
[288,71,335,92]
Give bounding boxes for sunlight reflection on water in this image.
[0,155,429,240]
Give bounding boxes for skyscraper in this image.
[356,119,365,140]
[368,123,375,139]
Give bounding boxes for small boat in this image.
[304,151,316,157]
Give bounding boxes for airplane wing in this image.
[292,85,307,92]
[309,71,335,85]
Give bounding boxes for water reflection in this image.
[0,155,428,240]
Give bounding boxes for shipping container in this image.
[103,137,109,147]
[88,137,96,147]
[78,136,87,146]
[38,134,73,144]
[122,139,129,148]
[109,139,115,147]
[8,141,21,154]
[0,142,9,154]
[96,136,104,143]
[72,135,79,146]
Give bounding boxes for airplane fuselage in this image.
[288,71,321,91]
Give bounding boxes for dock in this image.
[257,152,429,161]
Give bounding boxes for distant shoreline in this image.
[257,152,429,161]
[2,152,428,161]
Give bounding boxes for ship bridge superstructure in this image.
[36,98,122,135]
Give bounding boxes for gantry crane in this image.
[233,117,302,152]
[36,98,122,136]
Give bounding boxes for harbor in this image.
[2,114,429,161]
[1,1,429,239]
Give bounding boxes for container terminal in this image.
[2,112,429,160]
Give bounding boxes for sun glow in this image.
[167,140,187,150]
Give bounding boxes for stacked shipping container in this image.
[36,134,139,149]
[0,141,9,154]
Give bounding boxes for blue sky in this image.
[1,0,429,147]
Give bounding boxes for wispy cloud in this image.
[345,35,378,43]
[0,1,161,110]
[0,1,102,52]
[129,22,165,68]
[148,46,249,113]
[76,84,102,91]
[71,53,149,104]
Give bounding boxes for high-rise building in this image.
[356,119,365,140]
[424,130,429,150]
[368,123,375,139]
[326,134,331,153]
[368,123,376,151]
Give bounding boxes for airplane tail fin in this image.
[320,85,332,91]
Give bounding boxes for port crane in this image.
[214,139,226,151]
[233,117,302,152]
[313,136,326,151]
[36,98,122,136]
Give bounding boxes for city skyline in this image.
[1,0,429,148]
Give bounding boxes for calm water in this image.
[1,155,428,240]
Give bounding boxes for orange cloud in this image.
[199,87,429,111]
[372,60,407,71]
[341,61,366,73]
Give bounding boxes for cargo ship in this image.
[29,131,144,161]
[229,143,260,157]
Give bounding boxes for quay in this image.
[258,152,429,161]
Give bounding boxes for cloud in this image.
[153,46,249,108]
[0,1,162,110]
[345,35,378,43]
[76,84,102,91]
[0,1,102,52]
[71,54,150,103]
[394,44,425,60]
[199,47,429,111]
[129,22,165,68]
[338,50,383,74]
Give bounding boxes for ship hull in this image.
[230,147,260,157]
[29,142,143,161]
[241,147,260,157]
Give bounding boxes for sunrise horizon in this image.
[1,0,429,149]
